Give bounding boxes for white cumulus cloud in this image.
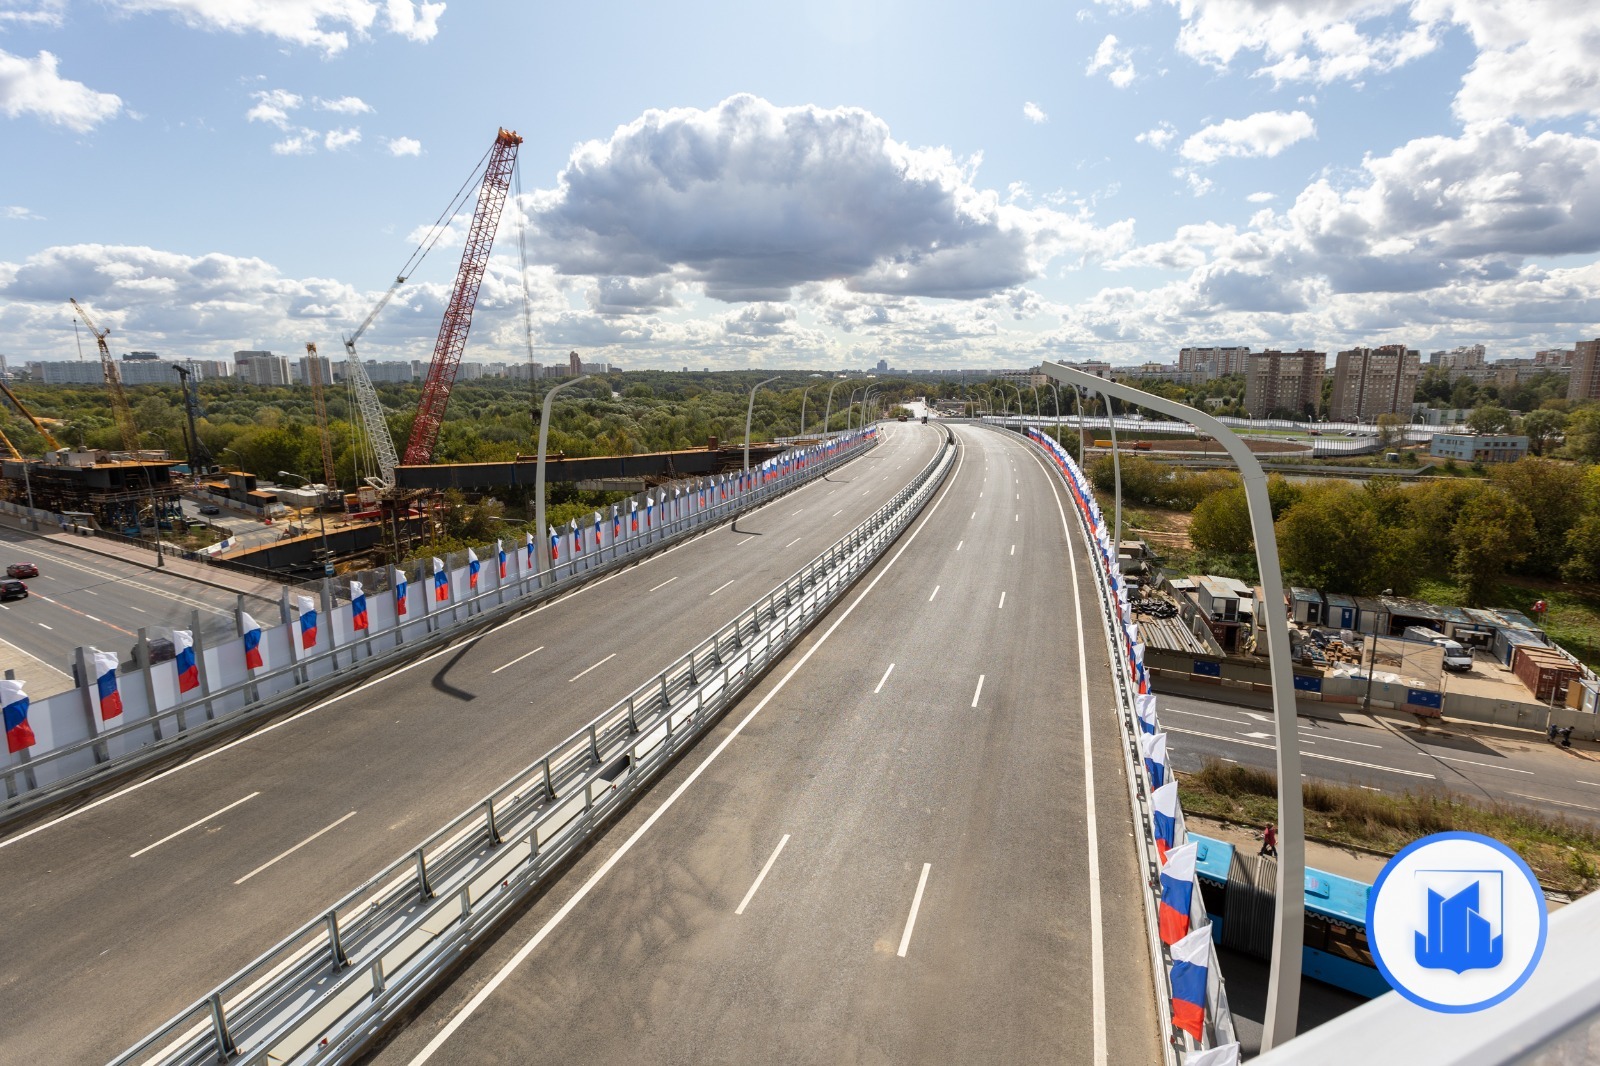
[271,130,317,155]
[1086,33,1136,87]
[1136,121,1177,149]
[1022,101,1048,123]
[109,0,445,56]
[1246,191,1276,203]
[1180,110,1316,164]
[246,88,302,129]
[323,126,360,151]
[316,95,372,114]
[0,48,122,131]
[385,135,422,156]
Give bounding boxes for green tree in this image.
[1191,485,1253,555]
[1468,404,1519,434]
[1276,484,1386,592]
[1451,489,1533,605]
[1521,408,1567,456]
[1376,412,1405,446]
[1490,459,1585,576]
[1563,514,1600,583]
[1563,407,1600,462]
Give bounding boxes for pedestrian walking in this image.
[1561,726,1575,748]
[1550,723,1561,743]
[1259,823,1278,858]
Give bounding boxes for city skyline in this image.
[1,2,1598,370]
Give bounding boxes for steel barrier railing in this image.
[109,427,957,1066]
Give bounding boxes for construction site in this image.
[0,128,795,578]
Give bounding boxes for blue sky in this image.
[2,0,1598,370]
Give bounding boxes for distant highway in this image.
[1157,690,1600,821]
[362,424,1160,1066]
[0,423,943,1066]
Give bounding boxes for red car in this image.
[6,562,39,579]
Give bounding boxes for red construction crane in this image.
[401,127,523,466]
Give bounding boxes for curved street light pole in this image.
[744,375,781,473]
[1041,360,1305,1052]
[845,387,864,431]
[799,384,815,438]
[822,379,845,436]
[536,374,590,577]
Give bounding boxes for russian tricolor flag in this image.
[630,502,638,533]
[1136,692,1158,735]
[1169,925,1211,1041]
[612,507,621,541]
[1152,780,1180,863]
[93,648,123,719]
[433,557,448,601]
[593,512,602,550]
[1141,731,1169,789]
[3,678,35,754]
[525,532,535,569]
[350,580,368,631]
[297,594,318,648]
[173,629,200,692]
[498,539,508,580]
[570,519,581,554]
[241,612,264,670]
[1158,841,1198,946]
[646,496,654,528]
[394,569,408,615]
[468,548,481,589]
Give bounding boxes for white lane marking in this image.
[792,508,804,516]
[970,511,976,520]
[1162,726,1437,778]
[928,585,940,602]
[875,663,895,693]
[567,652,617,683]
[784,537,801,548]
[1580,781,1600,788]
[997,591,1006,609]
[1508,791,1600,812]
[832,509,843,517]
[233,811,357,885]
[971,675,985,708]
[896,863,932,958]
[1014,513,1019,522]
[402,426,969,1066]
[708,579,736,597]
[85,615,102,622]
[735,834,791,915]
[128,605,146,613]
[37,623,51,630]
[1010,545,1015,556]
[1361,785,1382,792]
[130,792,260,858]
[648,576,678,593]
[1022,440,1109,1065]
[1165,707,1249,726]
[84,589,97,596]
[1429,753,1535,775]
[979,492,983,498]
[491,646,545,674]
[956,540,963,551]
[1313,733,1382,749]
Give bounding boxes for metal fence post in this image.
[74,645,109,764]
[235,595,260,704]
[190,607,214,723]
[208,992,238,1059]
[136,626,162,743]
[415,849,433,899]
[325,911,348,968]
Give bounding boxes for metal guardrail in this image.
[1011,423,1236,1062]
[110,428,956,1066]
[2,431,879,823]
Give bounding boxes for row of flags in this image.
[3,430,882,757]
[1028,427,1235,1060]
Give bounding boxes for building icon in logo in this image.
[1415,872,1504,974]
[1369,833,1545,1013]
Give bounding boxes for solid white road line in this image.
[648,576,679,593]
[130,792,260,858]
[1429,753,1535,775]
[1162,725,1437,778]
[567,652,617,683]
[234,811,357,885]
[708,579,736,597]
[1022,440,1107,1065]
[875,663,895,693]
[896,863,932,958]
[491,646,545,674]
[928,585,940,602]
[971,675,985,708]
[403,428,970,1066]
[735,834,791,915]
[1508,791,1600,812]
[998,591,1006,609]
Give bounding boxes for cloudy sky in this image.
[2,0,1598,371]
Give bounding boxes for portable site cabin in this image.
[1289,587,1324,626]
[1353,596,1388,636]
[1323,592,1358,631]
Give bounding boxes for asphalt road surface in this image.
[0,423,945,1066]
[1157,689,1600,822]
[0,525,273,693]
[361,424,1160,1066]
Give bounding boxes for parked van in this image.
[1402,626,1473,671]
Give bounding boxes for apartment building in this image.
[234,350,291,386]
[1244,349,1326,418]
[1330,345,1421,421]
[1178,346,1249,377]
[1567,339,1600,402]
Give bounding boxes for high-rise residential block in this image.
[1330,345,1421,421]
[1179,346,1250,377]
[1245,350,1326,418]
[1568,340,1600,402]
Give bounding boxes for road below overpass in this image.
[0,524,279,695]
[0,423,941,1066]
[1156,690,1600,822]
[363,424,1160,1066]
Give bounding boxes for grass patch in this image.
[1180,759,1600,895]
[1415,575,1600,671]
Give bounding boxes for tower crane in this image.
[172,363,215,474]
[304,343,338,492]
[402,127,523,467]
[68,298,140,453]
